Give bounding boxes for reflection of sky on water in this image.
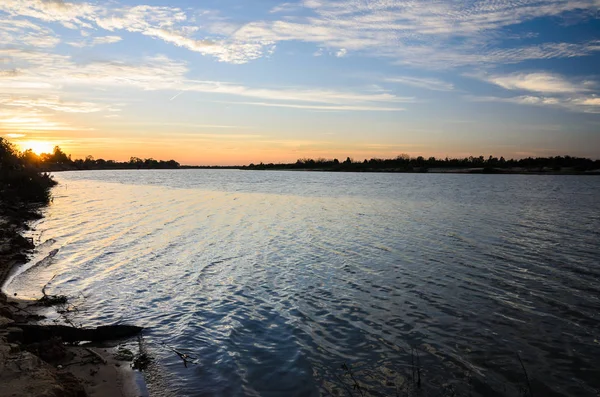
[9,170,600,396]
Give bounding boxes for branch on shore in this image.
[85,347,108,365]
[14,324,143,344]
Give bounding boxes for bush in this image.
[0,138,57,205]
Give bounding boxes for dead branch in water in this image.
[38,274,68,306]
[517,352,534,397]
[41,274,56,297]
[341,363,365,397]
[159,341,198,368]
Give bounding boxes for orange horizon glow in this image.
[18,140,55,156]
[7,136,598,167]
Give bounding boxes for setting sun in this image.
[20,140,54,156]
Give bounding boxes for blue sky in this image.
[0,0,599,164]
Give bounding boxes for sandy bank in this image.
[0,205,144,397]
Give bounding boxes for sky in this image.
[0,0,599,165]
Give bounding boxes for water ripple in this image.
[9,171,600,396]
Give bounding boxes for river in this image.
[6,170,600,396]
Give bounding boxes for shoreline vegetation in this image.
[1,137,144,397]
[239,155,600,174]
[4,138,599,175]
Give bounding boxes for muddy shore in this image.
[0,203,143,397]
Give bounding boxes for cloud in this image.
[222,101,405,112]
[1,49,408,110]
[466,70,600,112]
[137,27,271,64]
[335,48,347,57]
[577,97,600,106]
[2,0,600,67]
[0,1,271,64]
[467,93,600,113]
[0,70,22,78]
[0,95,120,113]
[92,35,122,45]
[302,1,322,8]
[181,81,413,106]
[0,0,97,29]
[91,4,274,64]
[0,18,60,48]
[390,40,600,68]
[229,0,600,67]
[473,72,594,93]
[385,76,454,91]
[0,108,82,132]
[270,3,301,14]
[68,35,122,48]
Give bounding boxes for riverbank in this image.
[0,202,142,397]
[241,166,600,174]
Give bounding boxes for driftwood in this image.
[85,347,108,364]
[15,324,143,344]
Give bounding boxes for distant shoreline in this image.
[49,166,600,175]
[11,140,598,175]
[240,167,600,175]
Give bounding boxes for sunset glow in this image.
[0,0,599,164]
[19,140,54,156]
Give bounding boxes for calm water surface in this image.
[8,170,600,396]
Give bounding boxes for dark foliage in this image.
[40,151,180,171]
[68,156,180,170]
[243,154,600,173]
[3,140,181,174]
[0,137,57,205]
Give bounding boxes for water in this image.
[7,170,600,396]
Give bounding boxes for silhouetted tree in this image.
[0,138,56,204]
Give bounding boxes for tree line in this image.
[244,154,600,173]
[3,137,598,176]
[19,146,180,171]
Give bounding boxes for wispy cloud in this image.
[0,18,60,48]
[385,76,454,91]
[0,95,120,113]
[0,108,83,132]
[230,0,600,67]
[2,0,599,66]
[467,93,600,113]
[472,72,595,93]
[390,40,600,69]
[223,101,405,112]
[1,50,408,111]
[113,122,253,130]
[335,48,347,58]
[466,70,600,113]
[270,3,302,14]
[0,0,97,29]
[0,1,272,64]
[67,35,122,48]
